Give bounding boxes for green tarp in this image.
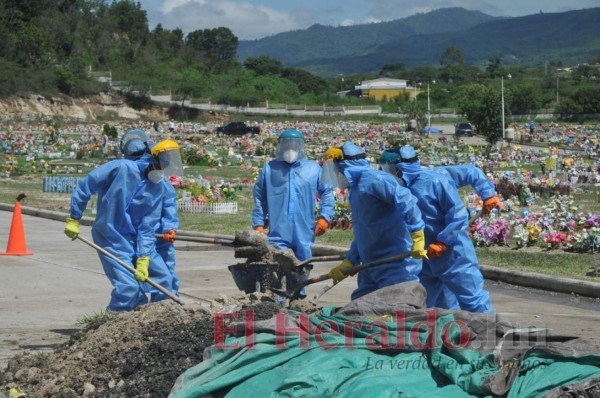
[170,282,600,398]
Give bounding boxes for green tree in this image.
[147,24,184,62]
[557,97,583,120]
[572,64,595,81]
[404,66,439,84]
[574,87,600,113]
[243,56,284,76]
[281,68,327,95]
[456,84,505,144]
[378,63,406,77]
[439,46,467,83]
[185,27,238,72]
[172,67,208,106]
[486,57,502,78]
[507,83,542,115]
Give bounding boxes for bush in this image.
[103,124,118,139]
[125,92,153,110]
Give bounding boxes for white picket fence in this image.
[178,201,238,214]
[42,176,82,193]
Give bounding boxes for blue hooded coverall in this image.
[397,153,494,313]
[336,142,425,300]
[130,153,178,302]
[69,159,163,311]
[252,157,334,294]
[155,183,179,294]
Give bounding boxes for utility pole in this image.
[501,74,511,140]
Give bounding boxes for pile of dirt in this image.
[230,230,312,294]
[0,293,291,398]
[233,230,303,271]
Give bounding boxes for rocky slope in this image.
[0,93,168,122]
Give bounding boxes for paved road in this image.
[1,210,599,368]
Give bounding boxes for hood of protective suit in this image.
[123,139,147,160]
[133,152,157,176]
[395,145,422,185]
[336,142,370,186]
[395,161,421,185]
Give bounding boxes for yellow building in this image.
[355,78,421,101]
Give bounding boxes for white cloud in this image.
[339,19,356,26]
[160,0,201,13]
[147,0,305,39]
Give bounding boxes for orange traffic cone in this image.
[0,201,33,256]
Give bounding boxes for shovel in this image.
[469,203,503,225]
[469,209,484,224]
[293,254,347,273]
[311,281,339,306]
[155,233,234,246]
[268,252,412,302]
[77,236,183,305]
[155,231,271,259]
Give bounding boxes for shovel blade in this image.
[266,287,291,299]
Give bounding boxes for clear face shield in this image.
[277,138,305,164]
[321,160,349,189]
[157,149,184,177]
[148,149,183,184]
[379,162,397,175]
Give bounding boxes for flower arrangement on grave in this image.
[330,201,352,230]
[470,217,510,247]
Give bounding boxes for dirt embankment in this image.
[0,93,168,122]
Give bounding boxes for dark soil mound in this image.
[0,299,282,397]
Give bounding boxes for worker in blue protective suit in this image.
[321,142,427,301]
[154,185,179,294]
[121,130,180,298]
[392,145,500,313]
[252,129,335,297]
[126,139,182,303]
[64,131,182,311]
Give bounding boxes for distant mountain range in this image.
[237,7,600,76]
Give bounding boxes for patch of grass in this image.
[76,310,112,331]
[184,164,255,180]
[315,228,353,247]
[477,247,599,281]
[178,192,254,235]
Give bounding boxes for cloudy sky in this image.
[137,0,598,40]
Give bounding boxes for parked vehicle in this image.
[455,122,474,136]
[215,122,260,136]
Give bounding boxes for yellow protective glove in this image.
[328,259,354,282]
[134,256,150,282]
[315,217,329,237]
[255,226,265,233]
[64,217,80,240]
[163,229,176,242]
[483,196,503,213]
[427,242,447,258]
[410,230,428,259]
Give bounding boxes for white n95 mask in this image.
[283,149,299,164]
[148,169,164,184]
